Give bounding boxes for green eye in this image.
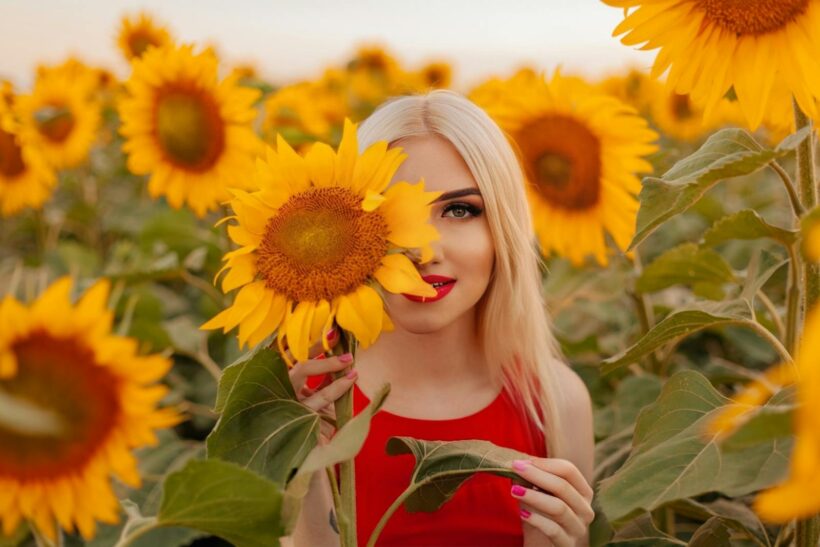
[443,202,483,219]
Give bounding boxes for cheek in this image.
[449,224,494,292]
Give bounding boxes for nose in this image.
[410,238,443,269]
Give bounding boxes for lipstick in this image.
[402,275,456,303]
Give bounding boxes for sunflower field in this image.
[2,3,820,546]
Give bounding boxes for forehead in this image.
[390,134,478,193]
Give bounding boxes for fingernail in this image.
[346,369,358,379]
[326,328,338,342]
[511,485,526,497]
[519,508,531,519]
[316,353,327,360]
[339,353,353,364]
[512,459,531,472]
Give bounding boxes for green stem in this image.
[757,288,785,341]
[333,333,357,547]
[740,319,793,365]
[794,98,820,547]
[794,99,820,309]
[770,160,805,217]
[786,245,801,354]
[367,487,415,547]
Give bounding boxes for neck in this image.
[355,310,492,394]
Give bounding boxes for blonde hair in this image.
[358,90,566,456]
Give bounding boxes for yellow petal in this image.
[380,181,440,253]
[305,141,336,188]
[245,293,288,348]
[361,190,386,212]
[335,119,358,188]
[336,285,384,348]
[285,301,317,362]
[221,253,257,292]
[374,254,436,296]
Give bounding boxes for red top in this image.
[350,381,547,547]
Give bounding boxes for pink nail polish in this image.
[315,353,327,360]
[339,353,353,363]
[346,369,358,379]
[511,485,526,497]
[327,328,338,342]
[519,508,531,519]
[512,459,531,472]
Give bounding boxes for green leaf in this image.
[385,437,530,512]
[596,375,663,439]
[636,244,735,299]
[721,387,795,451]
[702,209,797,247]
[606,513,685,546]
[158,459,284,547]
[598,371,792,524]
[282,384,391,531]
[602,300,753,375]
[207,347,320,485]
[630,127,810,249]
[670,498,771,547]
[688,517,732,547]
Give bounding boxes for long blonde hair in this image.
[358,90,566,456]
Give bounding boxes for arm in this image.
[510,362,596,547]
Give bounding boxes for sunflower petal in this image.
[336,285,384,348]
[374,254,436,296]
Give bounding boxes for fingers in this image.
[301,368,358,413]
[511,459,595,526]
[532,459,594,501]
[511,484,587,539]
[519,504,573,547]
[289,352,354,394]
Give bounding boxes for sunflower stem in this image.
[786,244,801,354]
[793,98,820,547]
[770,160,805,217]
[333,332,357,547]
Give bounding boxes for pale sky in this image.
[0,0,655,90]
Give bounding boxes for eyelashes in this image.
[441,202,484,219]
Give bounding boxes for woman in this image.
[286,90,594,547]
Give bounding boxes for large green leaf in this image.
[158,459,284,547]
[688,517,731,547]
[606,513,684,546]
[385,437,530,512]
[636,243,735,299]
[598,371,792,524]
[630,127,811,249]
[207,347,320,485]
[702,209,797,247]
[602,300,753,375]
[670,498,771,547]
[721,387,795,451]
[282,383,391,531]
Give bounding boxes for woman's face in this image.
[383,134,495,334]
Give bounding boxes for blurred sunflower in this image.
[16,69,100,170]
[476,72,658,265]
[263,82,345,145]
[119,45,262,217]
[0,278,180,540]
[650,89,738,142]
[598,68,657,113]
[413,61,453,90]
[116,12,173,61]
[202,120,439,361]
[0,103,57,216]
[605,0,820,130]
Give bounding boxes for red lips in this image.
[402,275,457,303]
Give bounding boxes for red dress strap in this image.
[352,382,547,546]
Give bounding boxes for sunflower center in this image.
[257,187,389,302]
[128,31,160,58]
[0,128,26,178]
[34,104,75,143]
[515,114,601,211]
[0,331,121,481]
[671,94,694,120]
[155,85,225,172]
[697,0,809,35]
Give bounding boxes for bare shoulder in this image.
[550,360,594,484]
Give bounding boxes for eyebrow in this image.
[432,188,483,203]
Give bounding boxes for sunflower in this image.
[412,61,453,90]
[0,103,57,216]
[116,12,173,61]
[262,82,345,145]
[650,89,738,142]
[597,68,657,113]
[0,278,180,540]
[119,45,262,217]
[475,72,658,265]
[605,0,820,130]
[15,68,100,170]
[202,120,439,362]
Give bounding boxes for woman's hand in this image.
[510,458,595,547]
[283,330,357,444]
